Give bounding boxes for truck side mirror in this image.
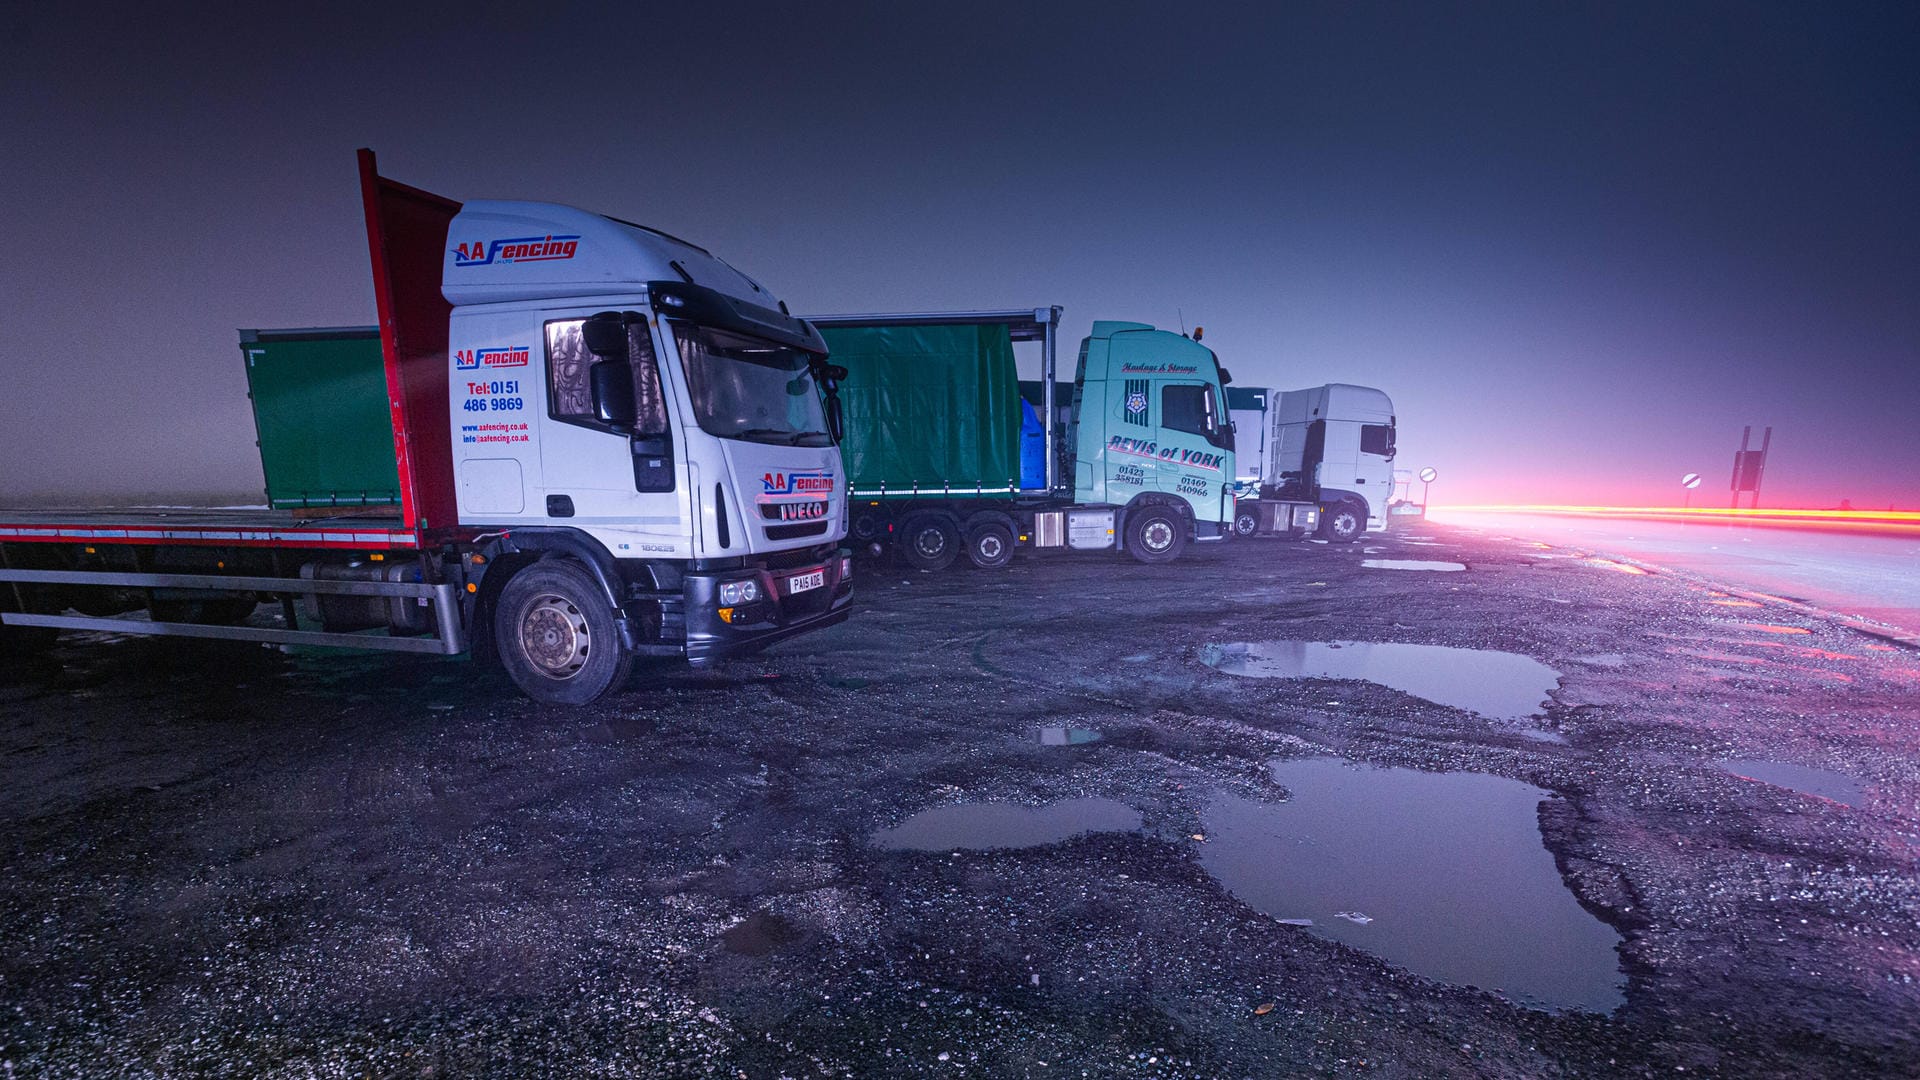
[590,360,637,427]
[581,314,629,358]
[811,359,848,443]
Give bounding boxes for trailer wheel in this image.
[1234,507,1260,537]
[1126,506,1187,565]
[495,561,633,706]
[965,522,1015,570]
[1319,502,1364,543]
[899,515,960,573]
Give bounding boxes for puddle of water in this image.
[1201,641,1562,721]
[1201,759,1624,1013]
[1740,623,1813,636]
[1521,729,1569,744]
[1720,759,1866,808]
[1034,726,1103,746]
[1361,559,1466,572]
[873,798,1141,851]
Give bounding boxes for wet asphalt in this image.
[2,523,1917,1077]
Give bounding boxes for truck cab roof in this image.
[441,200,778,309]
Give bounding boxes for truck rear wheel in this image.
[1126,506,1187,565]
[899,515,960,573]
[965,522,1015,570]
[495,561,634,706]
[1234,506,1259,537]
[1319,502,1364,543]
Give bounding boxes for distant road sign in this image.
[1419,467,1438,483]
[1682,473,1702,489]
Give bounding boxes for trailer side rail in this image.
[0,568,464,655]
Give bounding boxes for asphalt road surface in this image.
[2,525,1917,1077]
[1431,509,1920,641]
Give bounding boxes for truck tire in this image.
[1126,506,1187,565]
[1234,506,1259,537]
[899,515,960,573]
[494,560,634,706]
[965,522,1015,570]
[1319,502,1364,543]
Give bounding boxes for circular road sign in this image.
[1418,467,1438,483]
[1682,473,1702,489]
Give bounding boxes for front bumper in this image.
[681,548,854,667]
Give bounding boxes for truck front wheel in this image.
[1319,502,1365,543]
[1126,507,1187,565]
[1234,506,1260,537]
[495,561,634,706]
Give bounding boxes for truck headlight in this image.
[719,579,761,605]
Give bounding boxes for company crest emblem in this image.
[1126,391,1147,416]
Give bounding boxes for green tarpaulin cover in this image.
[818,323,1022,493]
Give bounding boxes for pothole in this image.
[1033,726,1103,746]
[1200,758,1624,1013]
[1720,759,1865,808]
[873,798,1141,851]
[1200,640,1562,721]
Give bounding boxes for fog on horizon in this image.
[3,3,1915,511]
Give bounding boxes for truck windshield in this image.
[673,324,831,447]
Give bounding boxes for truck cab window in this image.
[1161,384,1210,437]
[674,324,831,447]
[1361,423,1396,458]
[545,318,667,433]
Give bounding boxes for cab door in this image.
[536,309,688,556]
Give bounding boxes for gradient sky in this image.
[3,2,1915,508]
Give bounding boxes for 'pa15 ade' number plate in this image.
[787,568,826,594]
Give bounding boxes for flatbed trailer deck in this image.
[0,508,421,550]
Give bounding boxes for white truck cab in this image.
[439,200,853,700]
[1233,382,1398,543]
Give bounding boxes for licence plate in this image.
[787,568,826,594]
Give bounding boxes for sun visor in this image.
[441,200,774,308]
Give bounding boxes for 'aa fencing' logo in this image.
[453,235,581,267]
[454,346,531,371]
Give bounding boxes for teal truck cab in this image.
[811,308,1235,570]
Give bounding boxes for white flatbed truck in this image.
[0,150,854,705]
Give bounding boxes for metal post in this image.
[1752,426,1772,509]
[1731,426,1751,509]
[1040,307,1058,493]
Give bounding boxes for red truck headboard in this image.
[357,148,462,539]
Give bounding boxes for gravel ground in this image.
[2,523,1917,1077]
